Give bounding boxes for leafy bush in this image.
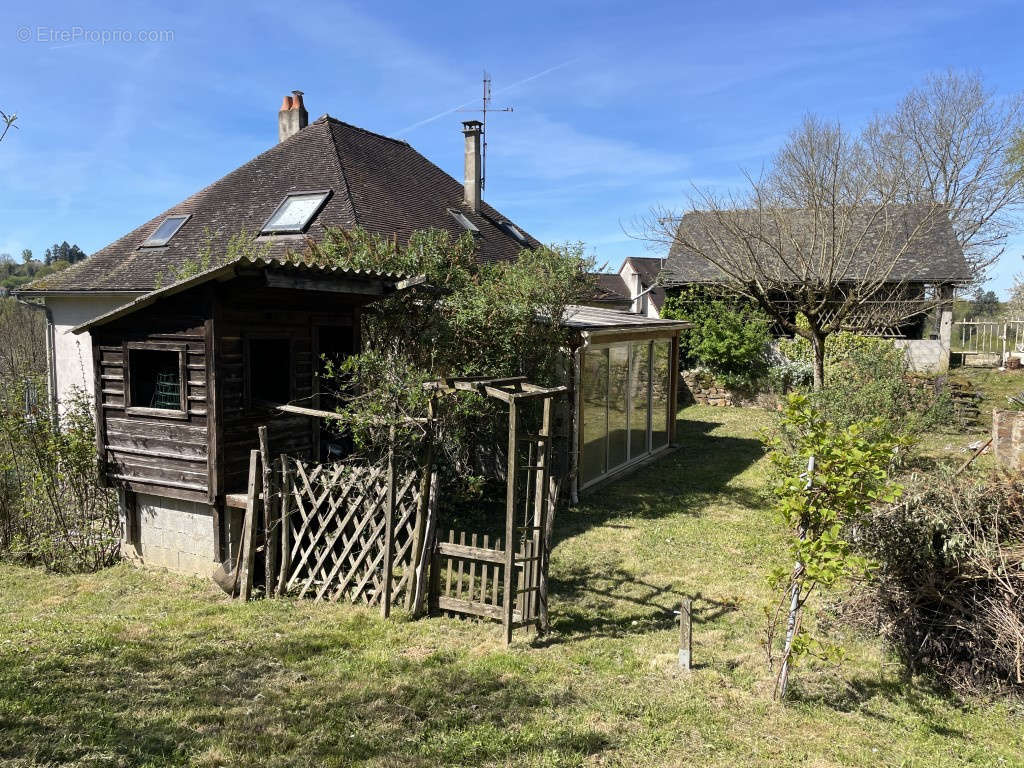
[310,227,593,487]
[662,288,772,390]
[854,469,1024,694]
[777,325,952,436]
[0,381,119,572]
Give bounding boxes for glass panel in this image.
[651,340,671,449]
[581,348,608,484]
[608,345,629,470]
[143,215,188,246]
[263,192,329,233]
[629,341,650,458]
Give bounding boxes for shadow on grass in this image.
[788,673,968,736]
[0,623,608,766]
[537,563,740,646]
[554,415,765,547]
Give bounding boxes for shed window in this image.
[142,215,189,247]
[128,349,183,411]
[248,338,291,405]
[262,191,331,234]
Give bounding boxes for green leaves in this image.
[765,395,907,688]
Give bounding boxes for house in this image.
[660,206,973,373]
[587,257,667,317]
[18,92,684,576]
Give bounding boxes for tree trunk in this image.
[810,331,826,391]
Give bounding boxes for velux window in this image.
[261,190,331,234]
[142,215,189,247]
[500,220,528,245]
[127,347,184,413]
[447,208,480,234]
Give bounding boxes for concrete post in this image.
[937,283,955,372]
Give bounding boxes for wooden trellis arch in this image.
[424,376,566,643]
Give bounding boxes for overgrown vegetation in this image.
[154,229,271,288]
[662,288,772,391]
[0,381,118,572]
[779,326,953,436]
[856,469,1024,695]
[307,227,593,482]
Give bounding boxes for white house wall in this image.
[45,294,142,405]
[618,261,661,319]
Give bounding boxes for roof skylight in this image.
[262,190,331,234]
[142,215,189,247]
[500,220,528,245]
[447,208,480,234]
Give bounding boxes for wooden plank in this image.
[238,449,260,602]
[436,541,507,565]
[436,595,506,621]
[278,455,292,592]
[381,444,396,618]
[412,473,437,616]
[503,397,519,645]
[105,445,207,463]
[109,473,206,493]
[258,426,275,598]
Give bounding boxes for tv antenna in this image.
[458,71,513,192]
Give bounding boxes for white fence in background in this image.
[952,318,1024,365]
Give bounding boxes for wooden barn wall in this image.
[91,290,213,503]
[213,280,359,496]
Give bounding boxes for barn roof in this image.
[23,116,539,295]
[662,205,971,286]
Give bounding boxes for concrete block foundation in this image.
[122,493,224,577]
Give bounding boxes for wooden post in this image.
[678,598,693,670]
[532,396,553,629]
[412,472,438,617]
[381,437,396,618]
[238,449,260,602]
[258,426,275,597]
[538,473,562,633]
[407,395,436,610]
[279,453,291,592]
[503,396,520,645]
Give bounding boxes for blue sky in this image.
[2,0,1022,294]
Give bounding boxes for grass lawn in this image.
[2,405,1022,767]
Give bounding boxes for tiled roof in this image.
[589,273,630,303]
[662,205,971,286]
[22,117,540,294]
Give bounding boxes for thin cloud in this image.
[394,57,582,135]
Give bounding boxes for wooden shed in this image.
[73,255,415,570]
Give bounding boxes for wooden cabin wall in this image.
[91,291,213,503]
[213,280,359,496]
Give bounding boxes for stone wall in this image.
[679,370,777,408]
[992,409,1024,471]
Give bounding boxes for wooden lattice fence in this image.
[271,454,432,615]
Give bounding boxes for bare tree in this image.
[642,115,954,389]
[866,71,1024,276]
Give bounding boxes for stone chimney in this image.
[278,90,308,142]
[461,120,483,212]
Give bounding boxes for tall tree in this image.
[643,114,954,389]
[969,288,1000,317]
[866,71,1024,275]
[20,249,32,264]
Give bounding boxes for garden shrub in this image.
[777,321,952,436]
[854,469,1024,695]
[0,380,119,572]
[662,288,772,390]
